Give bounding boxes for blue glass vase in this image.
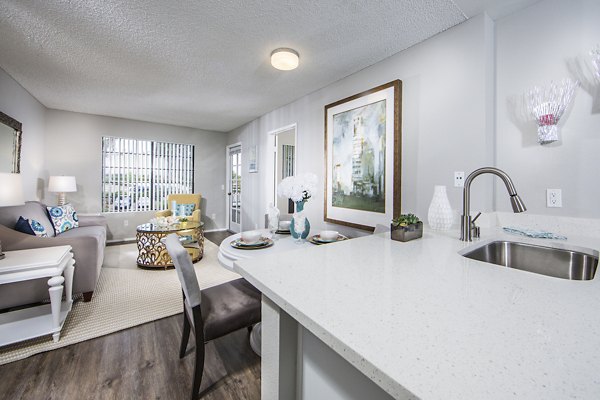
[290,200,310,240]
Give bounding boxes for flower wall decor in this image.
[525,78,579,145]
[591,45,600,78]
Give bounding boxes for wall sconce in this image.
[591,45,600,78]
[525,78,578,145]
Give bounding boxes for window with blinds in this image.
[282,144,295,179]
[101,137,194,213]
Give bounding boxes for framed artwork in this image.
[324,80,401,231]
[248,145,258,173]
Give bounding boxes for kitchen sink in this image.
[460,240,598,280]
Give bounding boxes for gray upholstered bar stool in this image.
[164,234,261,400]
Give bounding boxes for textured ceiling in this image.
[0,0,538,132]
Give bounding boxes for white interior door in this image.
[227,144,242,233]
[270,125,297,219]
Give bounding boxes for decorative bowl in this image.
[149,216,179,228]
[319,230,339,242]
[241,230,262,244]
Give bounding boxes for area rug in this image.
[0,240,241,365]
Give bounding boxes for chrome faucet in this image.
[460,167,526,241]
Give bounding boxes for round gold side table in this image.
[136,221,204,269]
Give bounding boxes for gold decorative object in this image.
[136,222,204,269]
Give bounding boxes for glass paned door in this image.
[228,145,242,233]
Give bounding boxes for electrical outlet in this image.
[454,171,465,187]
[546,189,562,208]
[211,213,216,220]
[124,219,129,227]
[221,184,225,190]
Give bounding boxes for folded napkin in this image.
[503,226,567,240]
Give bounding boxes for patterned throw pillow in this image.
[47,203,79,234]
[14,216,49,237]
[176,203,195,217]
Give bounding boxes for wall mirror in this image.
[0,111,22,173]
[270,124,297,219]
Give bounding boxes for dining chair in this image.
[163,234,261,400]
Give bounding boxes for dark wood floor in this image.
[0,230,261,400]
[204,230,235,246]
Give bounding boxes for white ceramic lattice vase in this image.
[427,185,453,231]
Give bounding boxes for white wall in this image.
[228,15,495,235]
[5,0,595,239]
[44,110,228,239]
[0,68,46,200]
[230,0,600,233]
[495,0,600,217]
[1,69,230,240]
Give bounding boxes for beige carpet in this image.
[0,240,241,365]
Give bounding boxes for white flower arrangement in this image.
[277,173,318,203]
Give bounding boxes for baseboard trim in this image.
[204,228,229,233]
[107,238,136,246]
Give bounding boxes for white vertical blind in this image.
[282,144,295,179]
[101,137,194,213]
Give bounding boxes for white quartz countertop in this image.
[234,229,600,399]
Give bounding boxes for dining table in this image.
[218,229,310,270]
[218,229,311,355]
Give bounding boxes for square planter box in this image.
[390,221,423,242]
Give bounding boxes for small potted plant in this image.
[390,213,423,242]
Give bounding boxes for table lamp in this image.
[48,176,77,206]
[0,173,25,259]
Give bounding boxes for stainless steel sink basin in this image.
[461,240,598,280]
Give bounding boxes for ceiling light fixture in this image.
[271,48,300,71]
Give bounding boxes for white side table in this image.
[0,246,75,345]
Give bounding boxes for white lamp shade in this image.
[49,176,77,193]
[0,173,25,206]
[271,48,299,71]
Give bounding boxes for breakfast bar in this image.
[234,229,600,399]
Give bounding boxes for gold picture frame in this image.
[0,111,22,173]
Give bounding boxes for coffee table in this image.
[0,246,75,345]
[136,221,204,269]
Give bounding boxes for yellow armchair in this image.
[155,193,202,222]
